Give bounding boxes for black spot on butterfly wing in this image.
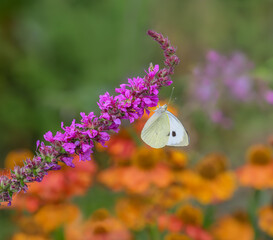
[172,131,176,137]
[167,132,170,136]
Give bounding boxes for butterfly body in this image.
[141,104,189,148]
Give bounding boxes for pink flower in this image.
[265,90,273,104]
[63,143,76,154]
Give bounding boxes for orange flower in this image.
[237,144,273,189]
[98,147,173,193]
[258,205,273,236]
[123,147,173,193]
[176,204,203,226]
[5,149,33,169]
[211,211,254,240]
[34,203,80,233]
[12,204,79,239]
[12,155,96,211]
[14,216,45,238]
[11,233,50,240]
[96,128,137,163]
[158,214,184,232]
[65,209,132,240]
[165,233,192,240]
[154,184,189,209]
[158,204,212,240]
[115,197,151,230]
[153,149,190,208]
[11,205,79,240]
[179,153,236,204]
[38,155,95,199]
[12,194,41,212]
[64,156,97,196]
[97,167,128,191]
[166,150,188,172]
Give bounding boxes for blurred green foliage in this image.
[0,0,153,159]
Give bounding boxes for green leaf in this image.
[45,156,52,163]
[20,179,25,187]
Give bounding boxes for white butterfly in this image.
[141,104,189,149]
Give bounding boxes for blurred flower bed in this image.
[1,103,273,240]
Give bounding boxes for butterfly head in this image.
[162,104,168,110]
[156,104,168,113]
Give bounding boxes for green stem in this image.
[203,204,215,229]
[248,189,261,240]
[147,224,160,240]
[53,227,65,240]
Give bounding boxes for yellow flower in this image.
[65,208,132,240]
[179,153,236,204]
[98,147,173,193]
[132,146,164,169]
[258,205,273,236]
[175,204,203,226]
[247,144,272,165]
[11,233,50,240]
[196,153,227,179]
[15,216,44,236]
[237,144,273,189]
[211,211,254,240]
[124,147,173,192]
[166,150,188,171]
[115,197,150,230]
[154,184,189,209]
[165,233,192,240]
[151,149,190,208]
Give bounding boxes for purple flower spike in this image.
[0,30,180,206]
[190,50,273,128]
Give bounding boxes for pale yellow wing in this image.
[141,112,170,148]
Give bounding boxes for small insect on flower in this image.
[141,104,189,149]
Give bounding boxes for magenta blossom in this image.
[0,30,180,206]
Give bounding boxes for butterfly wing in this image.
[166,111,189,146]
[141,111,170,148]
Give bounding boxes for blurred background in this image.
[0,0,273,239]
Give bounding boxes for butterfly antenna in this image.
[168,87,175,105]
